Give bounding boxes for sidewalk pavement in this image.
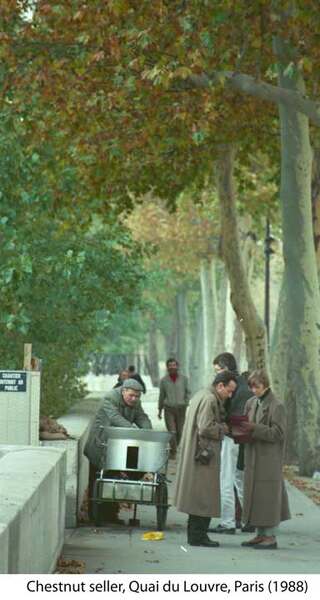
[62,385,320,574]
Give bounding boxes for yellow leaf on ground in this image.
[141,531,165,541]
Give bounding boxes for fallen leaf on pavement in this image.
[55,558,85,574]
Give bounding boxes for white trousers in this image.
[220,436,244,528]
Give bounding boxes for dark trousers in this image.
[164,406,187,455]
[187,514,211,544]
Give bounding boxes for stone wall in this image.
[41,415,92,528]
[0,446,66,574]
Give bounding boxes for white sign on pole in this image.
[0,370,40,446]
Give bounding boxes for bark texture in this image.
[311,147,320,272]
[200,258,216,381]
[146,319,160,387]
[277,57,320,474]
[176,287,191,377]
[216,145,268,371]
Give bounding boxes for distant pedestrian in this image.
[158,358,190,459]
[240,369,291,549]
[113,368,130,388]
[173,371,237,547]
[128,365,147,394]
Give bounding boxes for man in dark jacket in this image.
[84,379,152,523]
[128,365,147,394]
[113,368,130,388]
[210,353,252,535]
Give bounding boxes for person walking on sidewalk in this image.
[158,358,190,459]
[210,352,253,535]
[173,370,237,547]
[240,369,291,549]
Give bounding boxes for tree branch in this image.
[186,71,320,127]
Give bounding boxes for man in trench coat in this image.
[173,370,237,547]
[239,369,291,550]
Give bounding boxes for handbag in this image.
[194,444,215,465]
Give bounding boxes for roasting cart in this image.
[92,427,172,530]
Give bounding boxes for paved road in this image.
[63,383,320,574]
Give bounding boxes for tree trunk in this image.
[200,258,216,381]
[176,287,191,377]
[311,147,320,274]
[216,145,268,370]
[214,263,228,356]
[147,320,160,387]
[276,57,320,475]
[189,301,205,394]
[232,315,244,371]
[165,305,178,359]
[270,278,298,462]
[232,220,256,371]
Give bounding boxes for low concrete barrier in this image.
[0,445,66,574]
[41,414,92,528]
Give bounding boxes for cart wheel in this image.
[92,480,103,527]
[156,482,168,531]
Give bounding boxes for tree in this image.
[5,1,320,471]
[0,105,146,415]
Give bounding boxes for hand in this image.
[240,421,255,432]
[222,423,230,435]
[158,411,162,420]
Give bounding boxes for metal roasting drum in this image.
[100,427,172,473]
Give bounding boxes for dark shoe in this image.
[209,525,236,535]
[241,535,266,547]
[189,539,220,548]
[241,523,255,533]
[253,538,278,550]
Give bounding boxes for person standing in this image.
[113,368,130,388]
[173,371,237,547]
[84,379,152,524]
[158,358,190,459]
[128,365,147,394]
[239,369,290,549]
[210,352,253,535]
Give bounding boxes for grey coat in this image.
[242,390,291,527]
[173,386,225,517]
[84,387,152,467]
[158,374,191,411]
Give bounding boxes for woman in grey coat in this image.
[239,369,291,550]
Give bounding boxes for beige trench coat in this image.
[173,386,225,517]
[242,390,291,527]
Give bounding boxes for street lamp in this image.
[264,218,275,346]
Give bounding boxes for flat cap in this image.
[122,378,143,392]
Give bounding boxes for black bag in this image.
[194,446,214,465]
